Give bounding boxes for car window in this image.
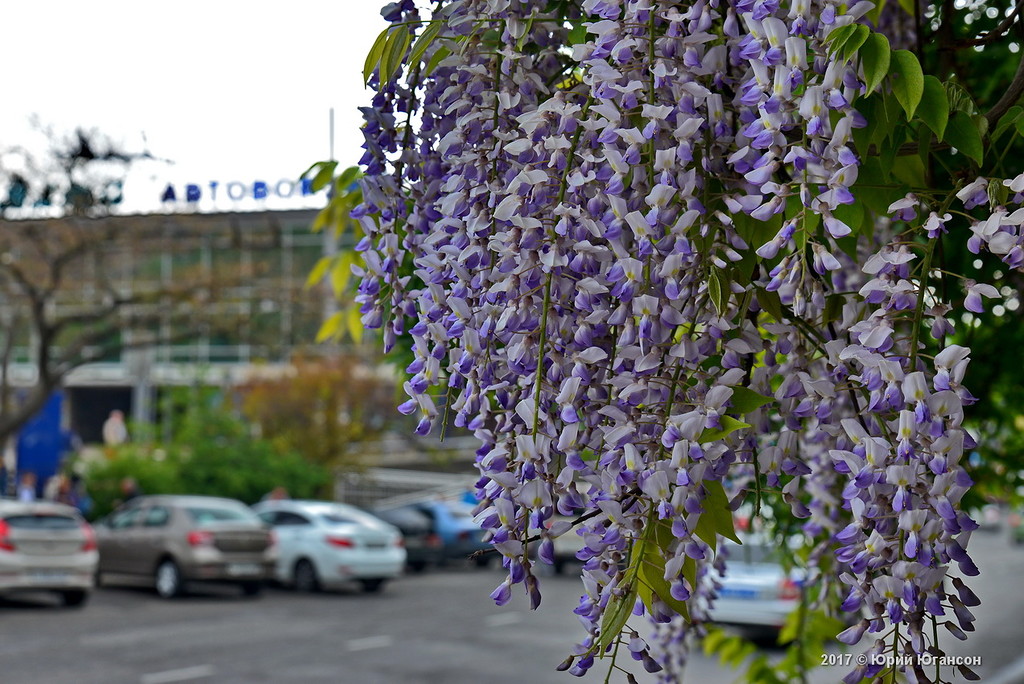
[274,511,312,526]
[4,515,79,530]
[319,513,356,524]
[108,508,142,529]
[143,506,171,528]
[185,505,260,526]
[413,505,436,521]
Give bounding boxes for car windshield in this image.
[186,505,259,526]
[4,515,78,530]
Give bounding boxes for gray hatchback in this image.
[95,495,276,599]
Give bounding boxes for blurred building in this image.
[0,209,331,444]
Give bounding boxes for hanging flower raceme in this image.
[348,0,1010,681]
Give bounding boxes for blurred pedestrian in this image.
[261,486,290,502]
[102,410,128,446]
[119,477,142,504]
[70,474,93,516]
[52,475,79,508]
[17,472,37,501]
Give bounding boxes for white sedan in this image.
[252,500,405,593]
[0,499,97,606]
[706,534,803,639]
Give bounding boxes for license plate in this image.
[29,570,70,583]
[226,563,261,577]
[366,542,387,550]
[719,587,758,600]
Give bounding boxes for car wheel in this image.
[473,555,492,569]
[293,559,320,593]
[240,581,263,598]
[360,578,386,593]
[553,559,566,575]
[59,590,89,608]
[155,559,184,599]
[408,560,427,573]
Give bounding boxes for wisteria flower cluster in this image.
[344,0,1021,680]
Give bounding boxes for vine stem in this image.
[909,182,962,371]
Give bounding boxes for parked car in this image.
[371,505,444,572]
[0,499,97,607]
[545,513,587,575]
[377,499,491,566]
[705,534,802,639]
[253,500,405,593]
[95,495,275,599]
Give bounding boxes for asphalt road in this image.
[1,528,1021,684]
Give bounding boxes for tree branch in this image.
[985,50,1024,127]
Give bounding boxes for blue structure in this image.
[16,393,71,497]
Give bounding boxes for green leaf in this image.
[754,287,784,323]
[310,161,338,193]
[823,293,845,324]
[333,166,362,195]
[379,25,412,84]
[865,0,889,26]
[424,44,452,77]
[363,27,390,85]
[330,252,354,296]
[305,255,332,290]
[694,479,741,551]
[698,415,751,444]
[346,306,364,344]
[841,25,870,62]
[897,0,916,14]
[945,111,984,165]
[889,49,924,119]
[728,387,774,414]
[859,33,890,95]
[918,75,949,140]
[597,582,637,650]
[568,23,587,46]
[708,268,729,315]
[891,154,926,187]
[833,201,868,237]
[311,205,334,234]
[824,24,857,56]
[409,21,442,69]
[634,518,690,622]
[993,105,1023,141]
[315,311,344,343]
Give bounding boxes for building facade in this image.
[0,209,331,444]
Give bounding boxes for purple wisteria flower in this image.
[348,0,1003,681]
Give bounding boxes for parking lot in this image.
[2,528,1023,684]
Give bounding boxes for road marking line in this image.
[140,665,215,684]
[486,612,522,627]
[346,635,394,652]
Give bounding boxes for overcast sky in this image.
[0,1,387,212]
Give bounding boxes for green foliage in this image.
[859,33,890,94]
[889,49,925,119]
[945,111,985,165]
[83,447,184,520]
[727,387,774,415]
[84,390,330,519]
